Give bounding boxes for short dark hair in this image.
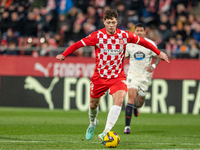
[103,9,118,20]
[135,23,145,30]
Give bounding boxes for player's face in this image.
[103,17,118,35]
[134,27,146,38]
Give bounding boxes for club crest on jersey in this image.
[119,39,124,45]
[134,51,145,60]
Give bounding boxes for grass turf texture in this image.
[0,107,199,149]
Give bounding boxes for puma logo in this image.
[24,76,59,110]
[34,62,52,77]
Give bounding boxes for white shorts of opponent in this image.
[126,73,151,97]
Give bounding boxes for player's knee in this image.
[90,103,98,109]
[114,98,124,106]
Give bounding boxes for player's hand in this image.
[145,66,154,73]
[56,54,65,61]
[158,52,169,63]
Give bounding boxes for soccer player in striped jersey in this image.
[56,9,169,144]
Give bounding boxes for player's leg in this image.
[98,90,127,143]
[86,97,100,140]
[86,76,108,140]
[135,92,145,108]
[98,78,127,143]
[104,90,126,132]
[124,87,137,134]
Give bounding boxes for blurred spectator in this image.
[4,28,18,45]
[0,38,8,54]
[74,12,86,25]
[73,0,89,14]
[7,12,22,35]
[56,14,71,33]
[188,13,197,30]
[57,0,73,14]
[155,0,173,16]
[192,23,200,44]
[176,37,190,58]
[172,0,191,10]
[188,38,200,59]
[32,7,41,21]
[17,5,27,22]
[44,0,58,18]
[0,11,10,34]
[23,42,35,56]
[176,14,188,41]
[42,13,57,33]
[5,41,20,55]
[85,5,99,27]
[94,0,106,8]
[158,23,171,43]
[96,17,104,30]
[68,6,82,26]
[183,23,193,41]
[116,1,128,30]
[159,13,171,29]
[83,22,96,36]
[22,12,38,36]
[68,22,85,43]
[169,24,178,38]
[54,32,64,47]
[0,0,12,11]
[126,0,142,24]
[147,27,166,49]
[126,22,135,33]
[39,42,51,56]
[165,36,177,58]
[141,0,157,25]
[96,5,111,29]
[175,3,188,21]
[7,3,16,14]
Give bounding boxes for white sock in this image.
[89,107,98,127]
[104,105,121,132]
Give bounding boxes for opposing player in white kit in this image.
[56,9,168,144]
[124,23,160,134]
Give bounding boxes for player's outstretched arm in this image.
[56,54,65,61]
[158,51,169,63]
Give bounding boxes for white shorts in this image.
[126,73,151,96]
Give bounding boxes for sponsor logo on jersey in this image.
[134,51,145,60]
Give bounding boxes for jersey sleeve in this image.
[151,41,158,57]
[128,32,160,55]
[147,39,157,57]
[80,31,98,46]
[62,31,98,57]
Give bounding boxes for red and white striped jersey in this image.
[62,28,160,79]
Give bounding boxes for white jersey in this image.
[125,37,157,77]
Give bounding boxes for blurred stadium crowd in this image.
[0,0,200,59]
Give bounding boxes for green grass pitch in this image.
[0,107,199,149]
